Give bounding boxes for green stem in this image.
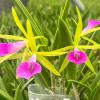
[21,77,34,92]
[61,78,66,95]
[50,72,55,94]
[72,83,80,100]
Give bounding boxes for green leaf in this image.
[74,7,82,46]
[59,57,69,73]
[37,55,60,76]
[0,90,13,100]
[52,0,72,50]
[12,0,42,36]
[78,72,94,89]
[68,80,91,90]
[67,63,77,79]
[0,77,7,93]
[52,18,73,50]
[12,7,27,37]
[85,58,96,73]
[60,0,70,20]
[14,84,24,100]
[21,77,34,92]
[93,86,100,100]
[91,71,100,89]
[89,84,100,100]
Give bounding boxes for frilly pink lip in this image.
[67,48,88,64]
[83,20,100,32]
[16,55,42,79]
[0,41,25,56]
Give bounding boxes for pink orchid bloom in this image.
[0,41,25,56]
[67,48,88,64]
[83,20,100,32]
[16,55,42,79]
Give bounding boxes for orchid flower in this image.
[67,48,88,64]
[0,8,42,79]
[0,41,26,56]
[0,7,71,79]
[83,20,100,32]
[16,54,42,79]
[67,19,100,64]
[59,8,100,74]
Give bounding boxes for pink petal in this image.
[29,54,36,62]
[83,20,100,32]
[16,61,42,79]
[0,41,25,56]
[67,49,88,64]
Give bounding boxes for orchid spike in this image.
[67,48,88,64]
[83,20,100,32]
[0,41,25,56]
[16,55,42,79]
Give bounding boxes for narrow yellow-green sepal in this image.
[0,54,14,63]
[37,55,60,76]
[26,19,37,52]
[59,57,69,73]
[0,34,26,40]
[21,48,29,62]
[82,36,98,45]
[7,53,31,60]
[82,27,100,36]
[26,19,33,37]
[85,58,96,74]
[77,45,100,49]
[74,7,82,46]
[52,45,74,52]
[12,7,27,37]
[36,51,67,56]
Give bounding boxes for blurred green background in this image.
[0,0,100,43]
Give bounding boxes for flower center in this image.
[74,52,80,60]
[29,63,34,72]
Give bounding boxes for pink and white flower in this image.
[0,40,42,79]
[67,48,88,64]
[0,41,25,56]
[83,20,100,32]
[16,55,42,79]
